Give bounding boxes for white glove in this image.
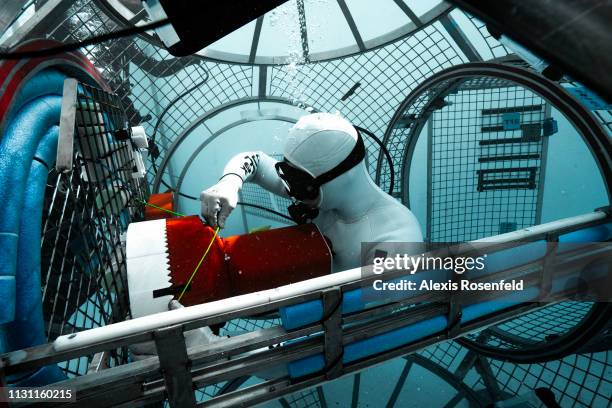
[200,174,242,228]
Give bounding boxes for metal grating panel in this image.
[428,85,548,242]
[41,81,148,377]
[420,338,611,408]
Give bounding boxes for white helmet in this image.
[275,112,365,208]
[284,112,359,176]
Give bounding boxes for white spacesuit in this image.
[130,113,423,365]
[201,112,423,272]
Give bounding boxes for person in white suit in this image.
[131,113,424,368]
[201,112,423,272]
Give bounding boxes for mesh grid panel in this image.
[464,302,595,350]
[429,83,547,242]
[382,76,549,241]
[487,352,611,408]
[269,22,467,179]
[41,82,148,377]
[279,388,325,408]
[222,317,281,336]
[420,340,611,408]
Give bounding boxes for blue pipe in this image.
[0,70,69,385]
[3,126,67,385]
[8,126,60,350]
[0,69,66,327]
[0,69,107,385]
[287,315,449,378]
[286,287,542,378]
[288,264,605,379]
[1,70,66,129]
[0,95,63,324]
[280,243,547,331]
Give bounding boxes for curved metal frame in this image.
[94,0,453,65]
[151,96,300,195]
[381,62,612,363]
[374,76,466,197]
[383,62,611,212]
[457,302,612,364]
[162,103,396,207]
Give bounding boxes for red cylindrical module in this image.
[222,224,333,295]
[164,216,332,306]
[166,216,230,306]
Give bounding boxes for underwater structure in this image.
[0,1,610,407]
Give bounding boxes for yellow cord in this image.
[177,226,220,302]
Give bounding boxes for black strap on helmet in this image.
[313,128,366,185]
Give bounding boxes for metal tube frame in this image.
[0,209,609,407]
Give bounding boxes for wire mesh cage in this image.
[30,0,489,194]
[1,1,610,407]
[381,64,610,241]
[428,80,549,242]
